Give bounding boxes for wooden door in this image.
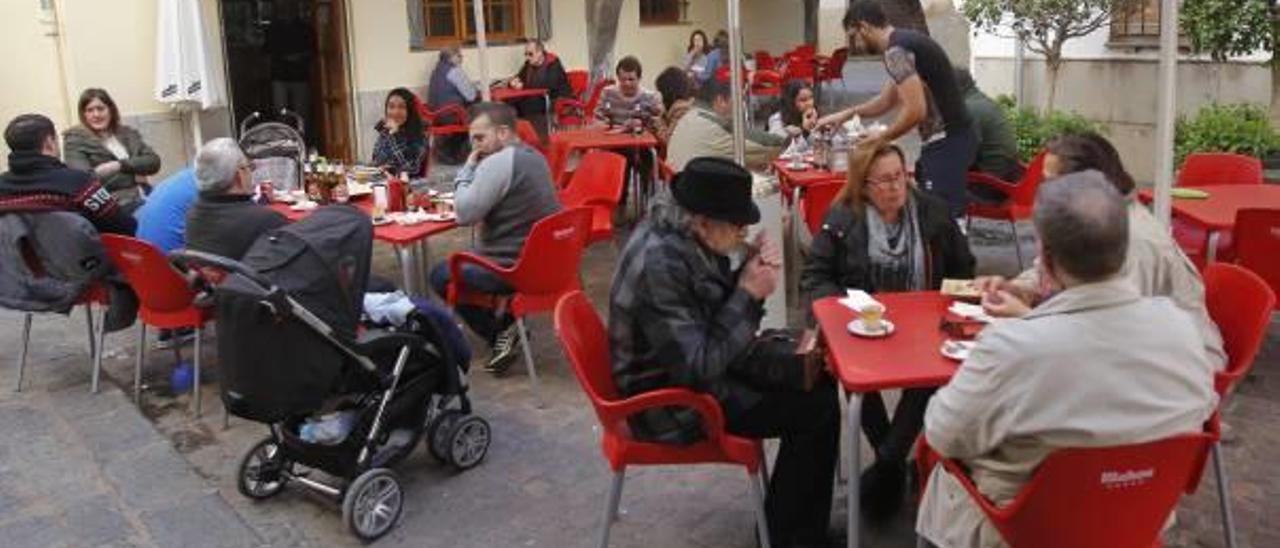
[313,0,353,161]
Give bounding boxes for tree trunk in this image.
[877,0,930,35]
[805,0,820,45]
[585,0,624,81]
[1045,60,1060,113]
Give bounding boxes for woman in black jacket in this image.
[800,142,975,521]
[63,88,161,210]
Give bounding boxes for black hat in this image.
[671,157,760,225]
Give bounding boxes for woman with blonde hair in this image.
[800,141,974,522]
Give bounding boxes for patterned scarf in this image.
[865,195,926,292]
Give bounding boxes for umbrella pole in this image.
[474,0,492,101]
[727,0,745,165]
[1152,0,1178,227]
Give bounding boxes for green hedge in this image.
[995,96,1103,162]
[1174,103,1280,166]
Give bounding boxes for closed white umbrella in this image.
[154,0,226,151]
[473,0,492,101]
[1151,0,1179,227]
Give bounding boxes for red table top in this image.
[270,198,457,246]
[1137,185,1280,231]
[813,292,960,393]
[549,127,660,186]
[490,87,548,102]
[772,159,844,196]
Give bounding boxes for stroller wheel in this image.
[426,410,464,464]
[237,436,289,500]
[447,415,491,471]
[342,468,403,542]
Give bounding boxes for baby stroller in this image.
[170,205,490,541]
[240,109,306,191]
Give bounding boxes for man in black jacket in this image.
[185,138,288,261]
[508,40,572,135]
[0,114,136,236]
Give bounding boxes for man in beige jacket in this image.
[917,171,1218,548]
[665,78,784,172]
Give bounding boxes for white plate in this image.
[941,339,976,361]
[847,318,894,338]
[371,216,393,226]
[786,162,809,171]
[290,201,318,211]
[422,212,456,222]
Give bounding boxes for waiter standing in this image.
[817,1,975,219]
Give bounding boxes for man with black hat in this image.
[609,156,840,548]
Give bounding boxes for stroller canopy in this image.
[242,205,372,341]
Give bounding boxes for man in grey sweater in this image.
[430,102,562,373]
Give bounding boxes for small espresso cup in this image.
[859,303,885,332]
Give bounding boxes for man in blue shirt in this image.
[133,166,199,349]
[134,167,198,253]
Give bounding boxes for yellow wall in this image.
[741,0,804,57]
[0,1,69,162]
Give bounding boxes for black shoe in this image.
[859,458,907,524]
[155,327,197,350]
[484,323,521,375]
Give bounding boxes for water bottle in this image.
[170,362,194,395]
[300,411,358,445]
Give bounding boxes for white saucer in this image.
[847,319,894,338]
[940,339,975,361]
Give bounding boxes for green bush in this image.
[1174,103,1280,166]
[995,95,1103,162]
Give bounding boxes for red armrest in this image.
[447,251,514,305]
[966,171,1018,194]
[599,387,726,443]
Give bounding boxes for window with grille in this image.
[1111,0,1161,39]
[640,0,683,26]
[423,0,523,46]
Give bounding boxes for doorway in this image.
[218,0,354,161]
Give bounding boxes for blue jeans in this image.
[916,127,978,218]
[429,261,514,343]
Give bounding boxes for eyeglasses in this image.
[866,173,906,189]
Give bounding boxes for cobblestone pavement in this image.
[2,206,1277,547]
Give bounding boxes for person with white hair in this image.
[185,138,287,260]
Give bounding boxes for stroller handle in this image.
[238,109,305,137]
[168,249,273,290]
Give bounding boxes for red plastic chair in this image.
[15,283,109,393]
[753,50,777,72]
[966,151,1048,269]
[1201,262,1276,548]
[1170,153,1263,265]
[801,180,844,236]
[419,102,470,140]
[552,291,771,548]
[556,78,615,128]
[818,48,848,92]
[446,208,593,405]
[1233,209,1280,309]
[558,151,627,246]
[101,235,215,417]
[515,119,546,156]
[916,432,1214,548]
[566,69,590,99]
[1176,153,1264,188]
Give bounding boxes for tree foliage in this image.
[962,0,1134,70]
[1180,0,1275,62]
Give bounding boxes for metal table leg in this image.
[396,245,417,296]
[847,389,862,548]
[1206,230,1221,264]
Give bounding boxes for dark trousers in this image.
[428,261,513,343]
[726,377,840,547]
[861,387,937,463]
[916,127,978,218]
